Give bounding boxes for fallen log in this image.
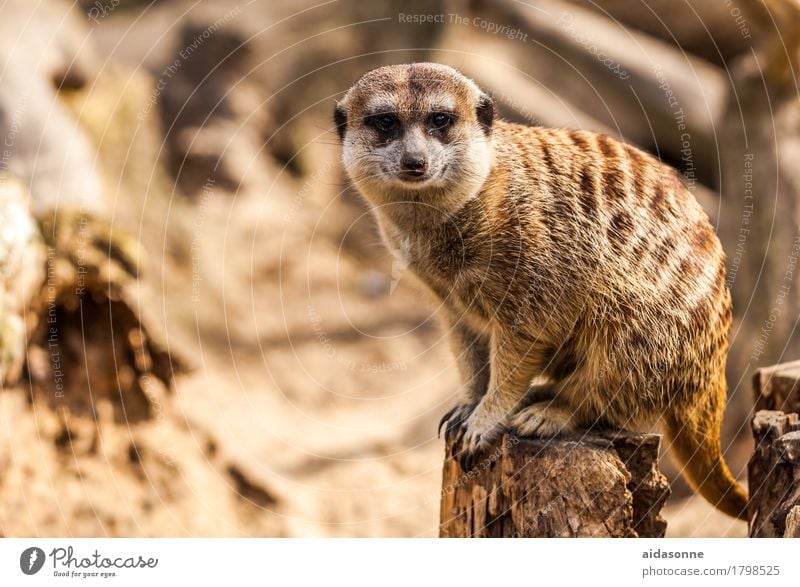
[440,429,670,537]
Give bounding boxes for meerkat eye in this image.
[429,112,454,130]
[367,113,399,133]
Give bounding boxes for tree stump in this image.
[753,360,800,415]
[749,360,800,537]
[748,410,800,537]
[439,430,670,537]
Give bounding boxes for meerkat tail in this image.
[663,379,748,521]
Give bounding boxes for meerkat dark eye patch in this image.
[365,113,400,135]
[333,104,347,141]
[476,94,495,135]
[428,112,455,131]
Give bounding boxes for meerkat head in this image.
[334,63,495,214]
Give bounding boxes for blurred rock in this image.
[446,0,725,189]
[719,15,800,406]
[0,0,103,213]
[0,176,46,385]
[159,22,272,197]
[79,0,171,19]
[28,208,182,424]
[561,0,762,66]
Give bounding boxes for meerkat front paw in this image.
[457,409,506,470]
[509,401,576,438]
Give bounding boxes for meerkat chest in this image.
[387,235,415,269]
[384,227,508,326]
[385,228,479,280]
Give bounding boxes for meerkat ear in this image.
[334,103,348,141]
[476,93,495,135]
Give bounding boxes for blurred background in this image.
[0,0,798,538]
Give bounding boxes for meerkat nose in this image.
[400,154,428,175]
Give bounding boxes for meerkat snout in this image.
[399,152,427,175]
[335,63,496,210]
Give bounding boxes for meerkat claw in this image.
[457,450,474,472]
[438,403,475,440]
[457,415,504,470]
[437,407,456,438]
[457,442,486,472]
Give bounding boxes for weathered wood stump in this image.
[749,361,800,537]
[748,411,800,537]
[439,429,670,537]
[753,360,800,415]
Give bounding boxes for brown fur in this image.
[336,63,747,520]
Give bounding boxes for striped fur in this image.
[337,63,747,520]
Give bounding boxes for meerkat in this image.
[334,62,748,520]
